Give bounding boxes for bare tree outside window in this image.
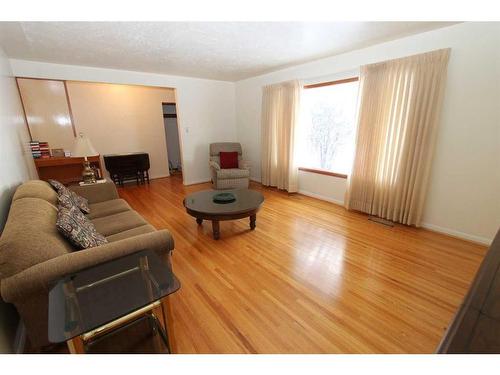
[308,102,353,171]
[297,80,359,174]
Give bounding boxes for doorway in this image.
[162,102,182,177]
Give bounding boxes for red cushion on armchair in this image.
[219,151,239,169]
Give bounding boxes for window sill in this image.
[298,167,348,179]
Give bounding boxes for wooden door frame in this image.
[162,96,186,185]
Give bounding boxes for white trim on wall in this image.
[298,190,492,245]
[297,189,345,206]
[150,174,171,180]
[256,176,491,246]
[420,223,492,246]
[185,179,211,186]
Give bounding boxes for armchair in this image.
[209,143,251,189]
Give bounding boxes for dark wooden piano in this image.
[103,152,150,187]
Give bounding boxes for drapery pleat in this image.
[345,49,450,226]
[260,80,301,192]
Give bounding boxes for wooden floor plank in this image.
[117,175,486,353]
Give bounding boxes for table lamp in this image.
[72,132,98,184]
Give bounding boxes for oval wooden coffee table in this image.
[183,189,264,240]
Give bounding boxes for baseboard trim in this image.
[184,179,211,186]
[149,174,170,180]
[299,190,491,246]
[297,189,344,207]
[420,222,492,246]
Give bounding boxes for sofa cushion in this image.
[68,181,120,204]
[0,198,74,278]
[87,199,132,220]
[105,224,157,242]
[12,180,58,206]
[56,204,108,250]
[91,210,148,237]
[216,168,250,179]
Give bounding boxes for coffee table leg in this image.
[196,218,203,225]
[212,220,220,240]
[250,214,256,230]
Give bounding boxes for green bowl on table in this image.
[213,192,236,204]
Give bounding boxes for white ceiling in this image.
[0,22,456,81]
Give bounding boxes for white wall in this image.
[235,22,500,244]
[0,47,36,353]
[65,81,175,180]
[10,60,237,185]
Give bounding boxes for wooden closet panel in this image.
[17,78,76,150]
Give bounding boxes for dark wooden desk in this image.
[103,153,150,187]
[34,155,102,185]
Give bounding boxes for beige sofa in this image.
[0,180,175,350]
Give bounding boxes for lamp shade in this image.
[72,132,98,157]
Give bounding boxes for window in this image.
[297,77,359,177]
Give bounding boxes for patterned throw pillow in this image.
[49,179,90,214]
[57,189,90,214]
[56,204,107,249]
[48,179,66,192]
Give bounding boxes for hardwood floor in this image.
[117,175,486,353]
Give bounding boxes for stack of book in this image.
[30,141,51,159]
[29,141,41,158]
[39,142,50,158]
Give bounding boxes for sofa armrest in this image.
[1,230,174,302]
[209,160,221,171]
[239,160,251,170]
[69,181,119,204]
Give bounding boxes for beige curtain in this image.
[261,80,301,192]
[346,49,451,226]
